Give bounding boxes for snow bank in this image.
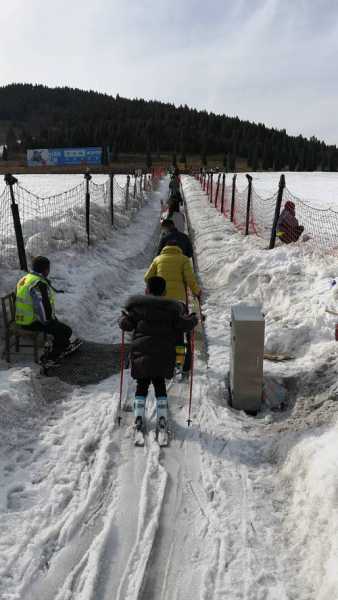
[0,179,165,599]
[279,426,338,599]
[182,175,338,598]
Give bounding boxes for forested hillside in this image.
[0,83,336,170]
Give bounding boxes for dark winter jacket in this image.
[277,201,304,243]
[118,294,198,379]
[157,228,193,258]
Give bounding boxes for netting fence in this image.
[0,171,158,270]
[194,172,338,255]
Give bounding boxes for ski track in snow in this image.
[2,174,338,599]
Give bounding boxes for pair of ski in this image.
[134,367,187,446]
[134,418,170,447]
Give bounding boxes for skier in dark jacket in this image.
[118,276,198,429]
[276,201,304,244]
[157,219,193,258]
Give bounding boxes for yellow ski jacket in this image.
[144,246,200,303]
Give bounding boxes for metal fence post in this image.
[125,175,130,210]
[5,173,27,271]
[109,173,114,227]
[210,173,213,203]
[133,174,137,198]
[220,173,226,214]
[245,174,253,236]
[230,174,237,222]
[214,173,221,208]
[269,174,286,249]
[84,171,91,246]
[206,173,209,195]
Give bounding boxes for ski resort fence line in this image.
[195,172,338,254]
[0,171,160,270]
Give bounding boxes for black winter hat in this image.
[32,255,50,273]
[147,276,166,296]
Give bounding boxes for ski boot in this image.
[156,396,169,446]
[39,352,60,374]
[134,396,146,446]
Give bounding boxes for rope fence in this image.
[194,171,338,255]
[0,171,160,270]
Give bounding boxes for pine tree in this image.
[251,143,259,171]
[101,145,108,165]
[146,150,152,168]
[6,126,17,152]
[201,152,208,166]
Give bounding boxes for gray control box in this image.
[229,304,265,413]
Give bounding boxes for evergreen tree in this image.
[2,145,8,160]
[201,152,208,166]
[251,142,259,171]
[101,145,108,165]
[146,150,152,168]
[0,83,334,171]
[6,126,17,151]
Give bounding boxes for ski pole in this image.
[118,330,125,426]
[198,296,206,323]
[187,328,195,426]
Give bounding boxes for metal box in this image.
[229,304,265,413]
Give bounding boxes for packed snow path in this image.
[1,176,338,599]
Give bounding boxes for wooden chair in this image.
[1,292,45,363]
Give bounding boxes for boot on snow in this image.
[134,396,146,428]
[156,397,169,446]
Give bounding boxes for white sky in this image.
[0,0,337,144]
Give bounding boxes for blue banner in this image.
[27,147,102,166]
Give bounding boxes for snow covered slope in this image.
[1,174,338,599]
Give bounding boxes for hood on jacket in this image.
[284,200,295,214]
[124,294,180,313]
[160,245,183,256]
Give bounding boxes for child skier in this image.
[144,241,201,374]
[118,276,198,432]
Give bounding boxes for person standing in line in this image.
[162,198,186,233]
[144,241,201,374]
[118,276,198,430]
[157,219,193,258]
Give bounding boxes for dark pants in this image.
[136,377,167,398]
[280,225,304,244]
[22,319,72,359]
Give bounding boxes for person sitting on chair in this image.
[15,255,73,364]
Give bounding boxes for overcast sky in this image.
[0,0,336,143]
